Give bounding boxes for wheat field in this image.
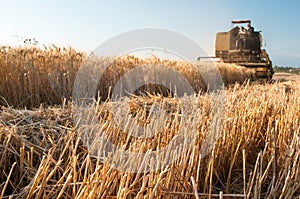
[0,46,299,198]
[0,46,256,108]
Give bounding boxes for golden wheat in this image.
[0,46,256,107]
[0,46,85,107]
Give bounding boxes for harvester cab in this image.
[214,20,274,79]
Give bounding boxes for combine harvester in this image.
[199,20,274,80]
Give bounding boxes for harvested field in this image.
[273,72,300,82]
[0,46,299,198]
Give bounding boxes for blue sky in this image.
[1,0,300,67]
